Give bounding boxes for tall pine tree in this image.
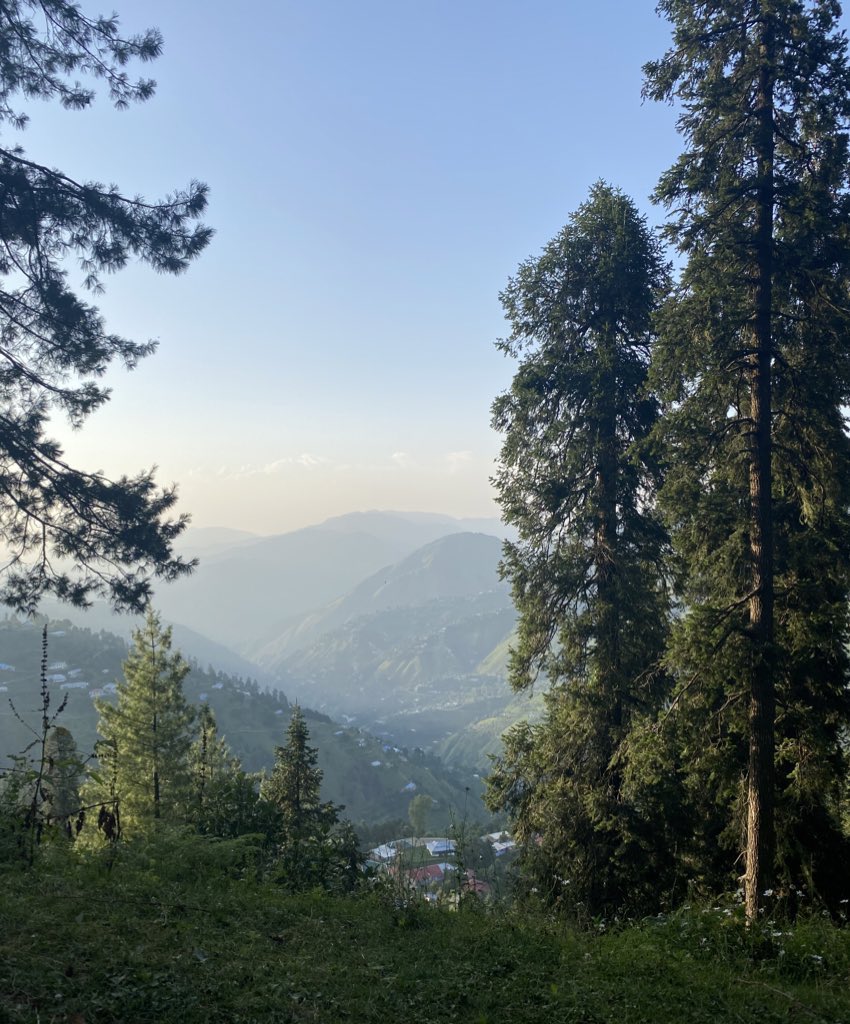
[486,183,674,916]
[644,0,850,917]
[93,610,195,833]
[262,706,358,891]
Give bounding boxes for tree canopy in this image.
[487,183,675,916]
[92,610,195,832]
[644,0,850,917]
[0,1,211,613]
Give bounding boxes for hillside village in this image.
[365,832,518,902]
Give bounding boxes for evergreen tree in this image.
[187,703,277,841]
[262,706,359,891]
[486,184,674,915]
[92,610,195,832]
[190,703,237,816]
[43,726,83,832]
[0,1,211,614]
[644,0,850,916]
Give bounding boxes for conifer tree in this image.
[93,610,195,832]
[486,184,674,915]
[43,726,83,831]
[644,0,850,917]
[187,703,276,840]
[0,2,211,613]
[262,706,358,890]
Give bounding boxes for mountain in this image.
[256,532,509,663]
[257,533,521,757]
[0,618,481,826]
[149,511,510,654]
[35,598,266,683]
[174,526,259,561]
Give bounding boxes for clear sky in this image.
[24,1,696,533]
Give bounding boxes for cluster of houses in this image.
[365,831,517,902]
[0,655,116,698]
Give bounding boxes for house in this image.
[368,844,398,862]
[408,864,444,886]
[425,838,456,857]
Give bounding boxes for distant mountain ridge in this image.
[150,510,510,653]
[256,532,520,759]
[256,532,508,664]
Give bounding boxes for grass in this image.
[1,846,849,1023]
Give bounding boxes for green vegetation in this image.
[89,612,196,831]
[489,183,673,918]
[3,2,850,1021]
[643,0,850,919]
[487,0,850,923]
[0,616,483,827]
[1,856,849,1024]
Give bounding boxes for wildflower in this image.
[763,889,774,897]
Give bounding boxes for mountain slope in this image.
[150,512,508,654]
[256,532,508,664]
[254,533,519,758]
[0,618,480,825]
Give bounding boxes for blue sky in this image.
[29,1,689,532]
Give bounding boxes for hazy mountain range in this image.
[22,510,534,772]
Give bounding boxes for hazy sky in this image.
[25,1,692,533]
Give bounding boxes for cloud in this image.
[391,451,412,469]
[262,453,330,473]
[202,454,332,480]
[445,450,473,474]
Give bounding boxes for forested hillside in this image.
[0,618,483,826]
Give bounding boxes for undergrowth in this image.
[1,844,849,1024]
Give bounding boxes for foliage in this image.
[0,625,87,861]
[644,0,850,914]
[1,859,849,1023]
[88,610,195,833]
[0,0,211,613]
[188,703,279,843]
[262,705,360,892]
[487,183,675,916]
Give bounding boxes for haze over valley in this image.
[13,509,538,825]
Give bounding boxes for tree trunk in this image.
[745,6,776,922]
[596,323,622,773]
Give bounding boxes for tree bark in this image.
[745,5,776,922]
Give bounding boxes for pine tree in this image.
[262,706,358,891]
[43,726,83,832]
[644,0,850,917]
[0,2,211,614]
[187,703,276,841]
[486,183,675,915]
[190,703,236,815]
[93,610,195,832]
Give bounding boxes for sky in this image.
[21,0,690,534]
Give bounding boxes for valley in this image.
[0,510,540,831]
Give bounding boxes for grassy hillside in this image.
[2,857,849,1024]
